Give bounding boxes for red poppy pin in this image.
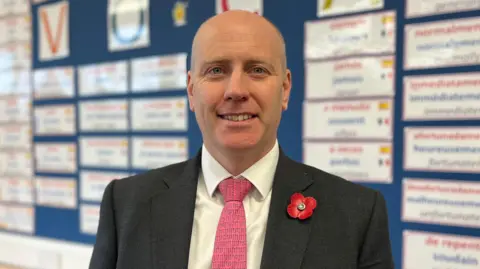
[287,193,317,220]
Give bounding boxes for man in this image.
[89,10,394,269]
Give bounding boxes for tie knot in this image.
[218,177,253,202]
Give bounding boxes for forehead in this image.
[196,25,281,66]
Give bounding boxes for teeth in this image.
[223,114,253,121]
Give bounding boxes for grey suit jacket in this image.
[89,148,395,269]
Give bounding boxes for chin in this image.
[218,134,261,150]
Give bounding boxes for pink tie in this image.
[211,177,253,269]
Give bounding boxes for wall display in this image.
[34,104,76,135]
[406,0,480,18]
[303,142,392,183]
[79,204,99,235]
[130,96,188,131]
[33,66,74,99]
[0,96,31,124]
[80,171,129,202]
[38,1,70,61]
[0,151,33,178]
[130,53,187,91]
[404,127,480,173]
[0,124,31,150]
[403,72,480,121]
[0,42,32,70]
[78,61,128,96]
[215,0,263,15]
[79,99,128,132]
[107,0,150,51]
[305,56,395,99]
[0,70,32,96]
[0,15,32,44]
[34,177,77,209]
[34,143,77,174]
[403,178,480,228]
[303,99,393,140]
[404,17,480,70]
[0,204,34,234]
[305,10,396,60]
[317,0,384,18]
[0,178,34,205]
[131,136,188,170]
[0,0,30,16]
[403,230,480,268]
[79,137,129,169]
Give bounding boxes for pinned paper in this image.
[38,1,70,61]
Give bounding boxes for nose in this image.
[224,69,249,101]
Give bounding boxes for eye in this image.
[208,67,223,75]
[251,67,265,74]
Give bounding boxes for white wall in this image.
[0,232,93,269]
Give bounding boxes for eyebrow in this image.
[200,58,276,72]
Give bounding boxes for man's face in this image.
[187,22,291,153]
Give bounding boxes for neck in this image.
[205,139,277,176]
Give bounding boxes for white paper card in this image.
[34,105,76,135]
[131,53,187,91]
[0,124,31,150]
[0,15,31,44]
[403,72,480,120]
[0,0,30,16]
[0,151,33,177]
[406,0,480,18]
[35,143,77,173]
[0,204,34,234]
[404,127,480,173]
[403,178,480,228]
[0,69,32,96]
[107,0,150,52]
[79,100,128,131]
[80,204,100,235]
[35,177,77,209]
[79,137,129,168]
[80,171,129,202]
[0,178,34,204]
[215,0,263,15]
[303,141,392,183]
[0,95,31,123]
[305,11,396,60]
[33,66,75,99]
[404,230,480,269]
[0,42,31,70]
[303,99,393,140]
[317,0,384,18]
[132,137,188,170]
[131,96,188,131]
[78,61,128,96]
[306,56,394,99]
[404,17,480,70]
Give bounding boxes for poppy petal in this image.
[304,197,317,210]
[290,193,304,204]
[287,203,299,218]
[298,209,313,220]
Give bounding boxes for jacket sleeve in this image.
[358,191,395,269]
[88,179,118,269]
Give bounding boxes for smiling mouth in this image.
[218,114,258,122]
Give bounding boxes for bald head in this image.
[189,10,287,74]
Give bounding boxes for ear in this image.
[281,69,292,111]
[187,70,195,112]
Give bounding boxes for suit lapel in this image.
[150,150,201,269]
[260,149,315,269]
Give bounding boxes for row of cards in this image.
[0,202,99,235]
[305,11,480,69]
[0,52,188,98]
[0,95,188,135]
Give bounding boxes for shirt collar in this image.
[201,140,280,200]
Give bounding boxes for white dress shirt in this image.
[187,140,280,269]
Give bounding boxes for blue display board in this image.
[1,0,479,268]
